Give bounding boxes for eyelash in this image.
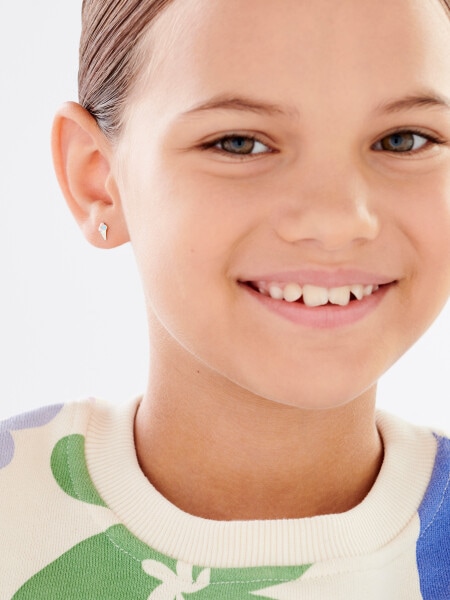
[200,134,272,159]
[372,129,446,155]
[200,129,446,158]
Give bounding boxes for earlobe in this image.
[51,101,129,248]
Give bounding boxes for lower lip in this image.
[241,283,392,329]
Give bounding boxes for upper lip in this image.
[240,269,397,287]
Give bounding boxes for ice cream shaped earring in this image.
[98,222,108,241]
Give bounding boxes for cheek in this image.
[408,182,450,275]
[129,164,261,266]
[122,167,246,319]
[394,180,450,332]
[384,166,450,258]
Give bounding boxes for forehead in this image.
[131,0,450,122]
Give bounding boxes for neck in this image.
[134,359,383,521]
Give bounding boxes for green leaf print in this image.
[13,523,312,599]
[13,525,176,599]
[50,434,107,507]
[186,564,312,599]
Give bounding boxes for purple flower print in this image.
[0,404,63,469]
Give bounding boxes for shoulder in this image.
[375,411,449,548]
[0,399,98,472]
[0,400,120,598]
[417,432,450,531]
[378,412,450,531]
[415,432,450,597]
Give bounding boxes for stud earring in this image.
[98,222,108,241]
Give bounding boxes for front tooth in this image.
[363,285,374,297]
[350,284,364,301]
[283,283,302,302]
[269,284,284,300]
[302,284,328,307]
[328,286,351,306]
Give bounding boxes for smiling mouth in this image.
[242,281,393,307]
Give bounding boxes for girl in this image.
[1,0,449,597]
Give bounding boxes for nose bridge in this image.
[275,155,380,250]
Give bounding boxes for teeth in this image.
[282,283,302,302]
[350,284,364,301]
[302,284,329,307]
[269,284,284,300]
[255,280,382,306]
[327,286,351,306]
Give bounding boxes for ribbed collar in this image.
[85,398,436,568]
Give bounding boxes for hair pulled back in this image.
[79,0,450,140]
[79,0,174,139]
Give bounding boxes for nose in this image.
[274,164,380,252]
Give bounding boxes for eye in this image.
[373,131,439,154]
[207,135,272,156]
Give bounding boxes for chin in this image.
[242,375,377,412]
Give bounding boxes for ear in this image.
[51,101,129,248]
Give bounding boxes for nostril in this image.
[274,201,380,249]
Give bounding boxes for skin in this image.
[53,0,450,519]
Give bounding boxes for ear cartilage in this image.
[98,222,108,241]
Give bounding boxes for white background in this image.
[1,2,449,429]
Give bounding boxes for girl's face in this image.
[113,0,450,409]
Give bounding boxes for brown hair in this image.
[79,0,450,140]
[79,0,175,140]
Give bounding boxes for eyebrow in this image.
[181,95,300,119]
[374,92,450,115]
[180,91,450,120]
